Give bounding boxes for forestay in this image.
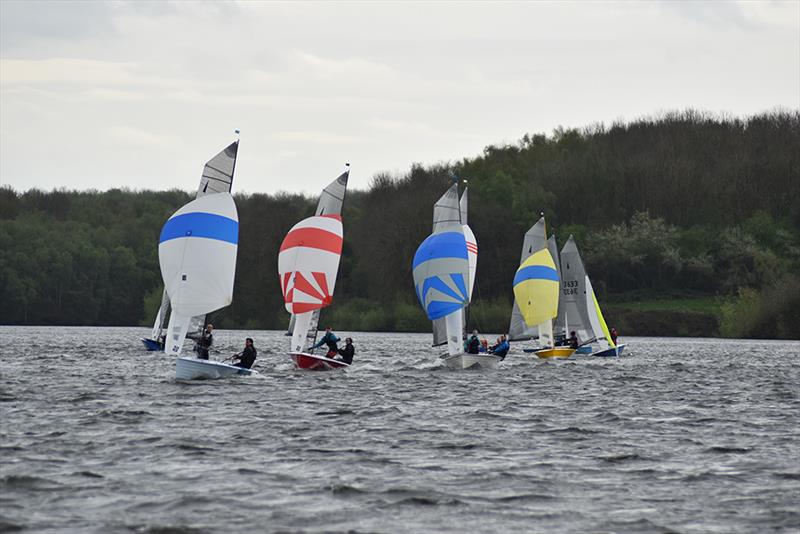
[159,193,239,355]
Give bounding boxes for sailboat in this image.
[413,183,501,370]
[557,235,625,356]
[279,168,350,370]
[142,140,239,351]
[158,192,252,379]
[511,215,574,359]
[560,235,626,357]
[555,235,595,354]
[431,187,477,347]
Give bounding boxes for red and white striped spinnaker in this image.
[278,214,343,353]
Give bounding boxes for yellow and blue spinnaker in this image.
[512,248,559,327]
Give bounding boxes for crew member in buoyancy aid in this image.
[490,335,510,359]
[336,337,355,365]
[194,324,214,360]
[466,330,481,354]
[232,337,257,369]
[567,331,580,350]
[312,326,340,357]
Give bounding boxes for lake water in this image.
[1,327,798,533]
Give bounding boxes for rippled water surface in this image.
[1,327,799,533]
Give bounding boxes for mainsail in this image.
[149,140,239,344]
[432,186,475,346]
[159,193,239,355]
[413,183,470,356]
[556,235,594,343]
[285,169,350,344]
[508,217,548,341]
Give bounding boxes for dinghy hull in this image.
[593,344,626,357]
[175,357,256,380]
[534,347,575,359]
[141,338,163,351]
[289,352,350,371]
[442,353,501,370]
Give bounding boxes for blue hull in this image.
[593,344,626,357]
[141,338,162,351]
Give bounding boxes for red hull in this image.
[289,352,349,371]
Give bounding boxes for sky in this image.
[1,1,798,196]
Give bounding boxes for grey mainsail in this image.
[432,184,465,347]
[286,168,350,346]
[197,141,239,197]
[508,216,548,341]
[557,235,594,343]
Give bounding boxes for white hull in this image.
[442,353,501,370]
[175,356,257,380]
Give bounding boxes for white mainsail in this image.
[159,193,239,355]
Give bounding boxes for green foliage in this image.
[720,277,800,339]
[1,110,798,338]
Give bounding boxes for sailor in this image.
[195,324,214,360]
[232,337,257,369]
[610,327,618,346]
[567,331,579,349]
[312,326,340,357]
[490,335,510,359]
[466,330,481,354]
[336,337,355,365]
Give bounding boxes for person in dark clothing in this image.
[466,330,481,354]
[232,337,257,369]
[490,335,510,359]
[312,326,340,357]
[336,337,355,365]
[195,324,214,360]
[610,327,618,346]
[567,331,579,350]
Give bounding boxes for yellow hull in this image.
[535,347,575,359]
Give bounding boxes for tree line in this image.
[1,110,798,338]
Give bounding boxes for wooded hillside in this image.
[2,110,798,338]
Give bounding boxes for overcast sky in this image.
[1,1,798,196]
